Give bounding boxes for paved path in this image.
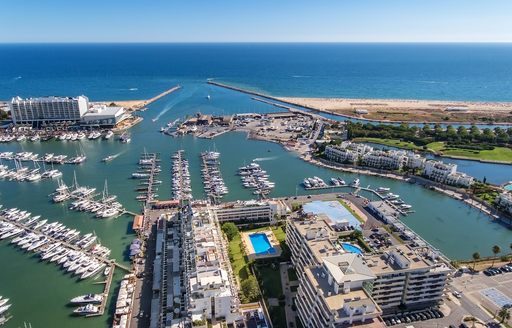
[279,262,297,327]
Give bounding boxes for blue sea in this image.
[1,43,512,101]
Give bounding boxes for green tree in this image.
[457,126,469,141]
[492,245,501,267]
[472,252,480,270]
[221,222,239,241]
[497,306,510,324]
[240,275,260,303]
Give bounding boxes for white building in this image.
[287,216,452,325]
[405,152,426,170]
[214,200,286,226]
[496,192,512,215]
[9,95,89,125]
[424,160,473,187]
[325,142,373,164]
[187,209,240,323]
[366,245,452,312]
[423,160,457,183]
[296,254,383,327]
[81,104,128,127]
[362,150,408,170]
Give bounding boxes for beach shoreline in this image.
[208,81,512,125]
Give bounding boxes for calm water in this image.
[1,43,512,101]
[0,44,511,327]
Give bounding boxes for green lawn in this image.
[426,142,512,162]
[352,138,512,163]
[243,225,286,242]
[339,200,364,223]
[267,305,287,328]
[228,235,251,281]
[352,137,422,151]
[255,264,283,298]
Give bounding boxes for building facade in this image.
[287,215,452,327]
[10,95,89,125]
[424,160,474,187]
[214,200,286,226]
[496,192,512,215]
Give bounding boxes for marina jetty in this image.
[102,85,182,111]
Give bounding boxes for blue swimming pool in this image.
[249,233,275,255]
[342,242,363,255]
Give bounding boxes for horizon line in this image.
[1,41,512,45]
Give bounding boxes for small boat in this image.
[104,130,114,139]
[119,133,131,143]
[351,178,360,187]
[0,303,12,315]
[104,266,111,276]
[102,155,117,162]
[376,187,390,193]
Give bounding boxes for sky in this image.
[1,0,512,43]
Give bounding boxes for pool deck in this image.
[241,230,282,261]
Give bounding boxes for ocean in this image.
[1,43,512,101]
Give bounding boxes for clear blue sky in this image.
[1,0,511,42]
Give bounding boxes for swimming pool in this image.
[249,233,276,255]
[342,242,363,255]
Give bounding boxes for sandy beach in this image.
[276,96,512,124]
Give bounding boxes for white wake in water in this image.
[253,156,278,162]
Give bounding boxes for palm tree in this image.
[497,306,510,324]
[472,252,480,270]
[492,245,501,267]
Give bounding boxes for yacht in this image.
[70,294,103,304]
[351,178,360,187]
[0,298,9,307]
[104,130,114,139]
[0,303,12,315]
[119,132,131,143]
[376,187,391,193]
[73,304,99,316]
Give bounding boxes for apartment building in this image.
[287,217,452,326]
[424,160,474,187]
[187,209,240,323]
[325,145,358,163]
[365,245,452,312]
[150,207,241,327]
[296,254,383,327]
[286,217,342,274]
[10,95,89,125]
[496,192,512,215]
[214,200,287,226]
[361,150,408,170]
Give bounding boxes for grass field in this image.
[352,137,423,150]
[352,138,512,163]
[426,141,512,162]
[228,234,251,281]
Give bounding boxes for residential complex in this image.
[9,95,89,125]
[324,142,473,187]
[150,206,241,327]
[423,160,473,187]
[496,192,512,215]
[213,200,288,226]
[287,214,452,327]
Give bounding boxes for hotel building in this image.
[9,95,89,125]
